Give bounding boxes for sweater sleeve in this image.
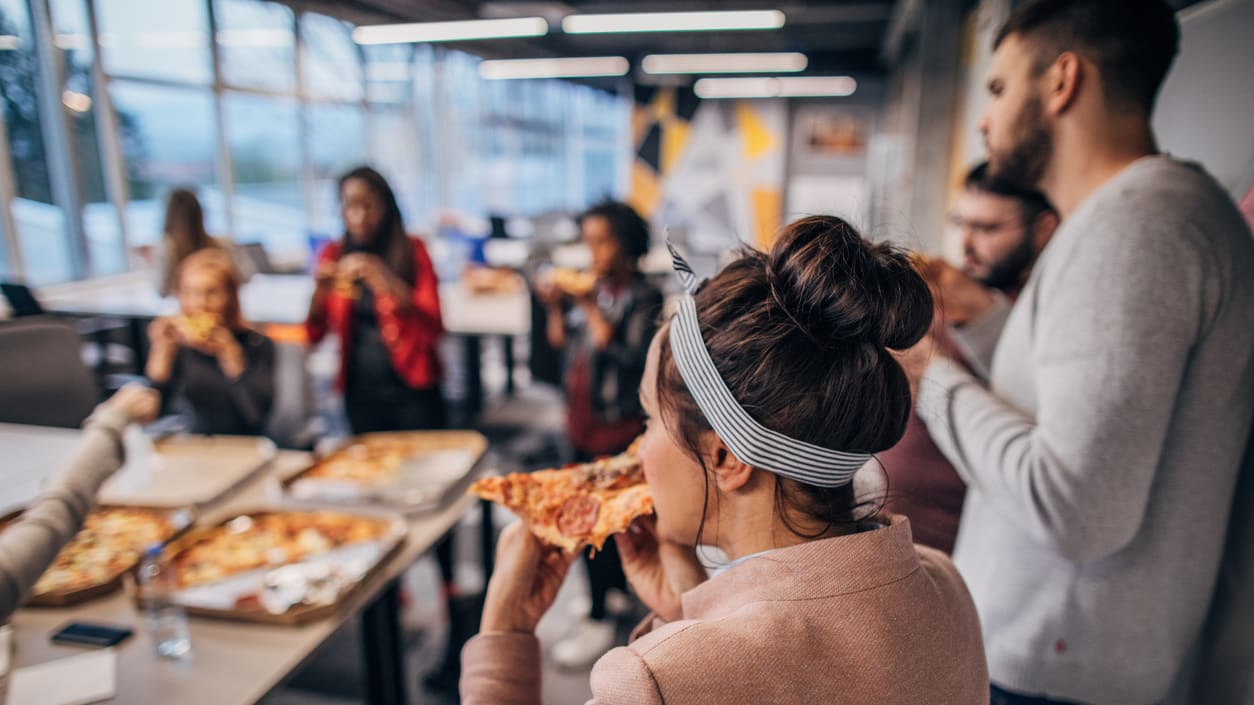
[375,238,444,352]
[460,633,544,705]
[917,214,1212,563]
[947,292,1011,382]
[305,244,339,345]
[589,646,665,705]
[224,333,276,432]
[0,406,130,621]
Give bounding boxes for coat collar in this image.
[680,515,921,621]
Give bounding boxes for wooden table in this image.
[0,423,485,705]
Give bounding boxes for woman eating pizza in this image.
[462,215,989,704]
[146,248,275,436]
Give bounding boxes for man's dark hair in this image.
[964,161,1056,226]
[994,0,1180,114]
[578,200,651,260]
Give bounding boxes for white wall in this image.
[1153,0,1254,199]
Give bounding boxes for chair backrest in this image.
[0,282,46,317]
[0,317,98,427]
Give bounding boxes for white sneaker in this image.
[550,618,616,669]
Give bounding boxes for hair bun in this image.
[764,216,932,350]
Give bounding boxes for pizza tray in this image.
[154,508,408,625]
[279,431,489,514]
[0,504,195,607]
[101,435,276,509]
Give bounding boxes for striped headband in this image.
[666,241,873,488]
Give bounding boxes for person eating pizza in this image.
[146,248,276,436]
[462,215,989,704]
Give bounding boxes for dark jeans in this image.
[990,685,1093,705]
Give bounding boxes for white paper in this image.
[5,648,117,705]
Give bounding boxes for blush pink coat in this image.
[462,515,989,705]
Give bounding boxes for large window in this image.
[215,0,295,93]
[110,81,222,247]
[0,0,71,283]
[96,0,212,85]
[308,102,365,235]
[0,0,631,284]
[224,93,301,252]
[52,0,125,275]
[299,13,360,102]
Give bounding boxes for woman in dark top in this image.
[537,200,664,667]
[146,248,275,435]
[306,166,445,433]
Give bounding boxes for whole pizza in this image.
[302,435,462,485]
[18,507,180,596]
[169,511,393,588]
[470,449,654,553]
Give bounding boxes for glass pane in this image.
[110,81,224,250]
[442,51,483,218]
[215,0,295,93]
[224,92,303,254]
[364,44,411,105]
[96,0,212,84]
[412,44,440,225]
[52,0,124,275]
[0,0,72,283]
[299,12,361,102]
[369,108,420,230]
[308,103,364,234]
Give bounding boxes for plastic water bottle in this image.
[137,545,191,658]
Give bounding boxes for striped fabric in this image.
[666,242,872,488]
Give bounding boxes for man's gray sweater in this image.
[918,156,1254,705]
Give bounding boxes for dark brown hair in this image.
[994,0,1179,114]
[162,188,215,295]
[655,215,932,540]
[338,166,416,286]
[578,200,651,262]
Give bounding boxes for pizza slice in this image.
[470,450,653,553]
[176,312,219,343]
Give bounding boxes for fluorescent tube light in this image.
[562,10,784,34]
[353,17,548,45]
[642,52,806,74]
[479,56,629,80]
[694,75,857,99]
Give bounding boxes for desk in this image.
[37,274,531,414]
[0,423,484,705]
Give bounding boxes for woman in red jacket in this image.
[306,166,445,432]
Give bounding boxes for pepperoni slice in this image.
[556,495,601,538]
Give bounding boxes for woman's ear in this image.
[705,436,754,493]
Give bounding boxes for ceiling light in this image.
[353,17,548,45]
[0,35,19,51]
[479,56,629,80]
[694,76,857,99]
[562,10,784,34]
[642,52,806,74]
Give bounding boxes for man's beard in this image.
[974,231,1038,292]
[988,94,1052,190]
